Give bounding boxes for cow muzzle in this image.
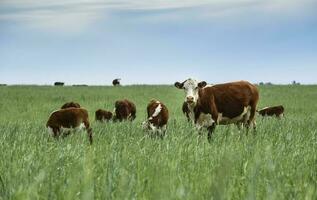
[186,96,195,104]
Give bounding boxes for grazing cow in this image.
[258,105,284,118]
[113,99,136,121]
[112,79,121,86]
[61,102,81,109]
[142,100,169,136]
[54,82,64,86]
[95,109,113,122]
[175,78,259,140]
[46,108,93,144]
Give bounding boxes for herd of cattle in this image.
[46,78,284,144]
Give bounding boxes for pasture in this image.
[0,85,316,199]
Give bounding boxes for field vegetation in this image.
[0,85,316,199]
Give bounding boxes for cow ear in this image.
[174,82,184,89]
[198,81,207,88]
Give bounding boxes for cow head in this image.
[174,78,207,105]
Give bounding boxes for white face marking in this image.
[152,104,162,118]
[183,79,200,105]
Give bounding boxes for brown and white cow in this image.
[61,102,81,109]
[258,105,284,118]
[175,78,259,140]
[142,100,169,136]
[95,109,113,122]
[46,108,93,144]
[113,99,136,121]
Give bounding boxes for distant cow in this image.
[95,109,113,122]
[46,108,93,144]
[54,82,64,86]
[175,78,259,140]
[61,102,81,109]
[142,100,169,136]
[112,79,121,86]
[258,105,284,118]
[113,99,136,121]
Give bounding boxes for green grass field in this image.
[0,85,316,200]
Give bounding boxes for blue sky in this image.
[1,0,316,85]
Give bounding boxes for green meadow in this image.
[0,85,316,200]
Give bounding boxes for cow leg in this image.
[207,123,216,142]
[247,103,257,131]
[160,125,167,139]
[52,127,60,138]
[83,120,93,144]
[236,122,243,130]
[87,128,93,144]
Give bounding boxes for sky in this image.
[0,0,317,85]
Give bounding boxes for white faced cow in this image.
[175,78,259,140]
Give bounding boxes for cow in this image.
[61,102,81,109]
[257,105,284,118]
[54,82,64,86]
[46,108,93,144]
[142,100,169,137]
[175,78,259,140]
[112,79,121,86]
[95,109,113,122]
[113,99,136,121]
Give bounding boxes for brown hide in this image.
[95,109,113,121]
[46,108,92,144]
[194,81,259,126]
[113,99,136,121]
[258,105,284,117]
[61,102,81,109]
[147,100,169,128]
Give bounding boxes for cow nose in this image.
[187,96,194,102]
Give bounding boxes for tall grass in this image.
[0,85,316,199]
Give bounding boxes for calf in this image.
[175,78,259,140]
[46,108,93,144]
[95,109,113,122]
[61,102,81,109]
[142,100,169,136]
[113,99,136,121]
[258,105,284,118]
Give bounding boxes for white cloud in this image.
[0,0,315,33]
